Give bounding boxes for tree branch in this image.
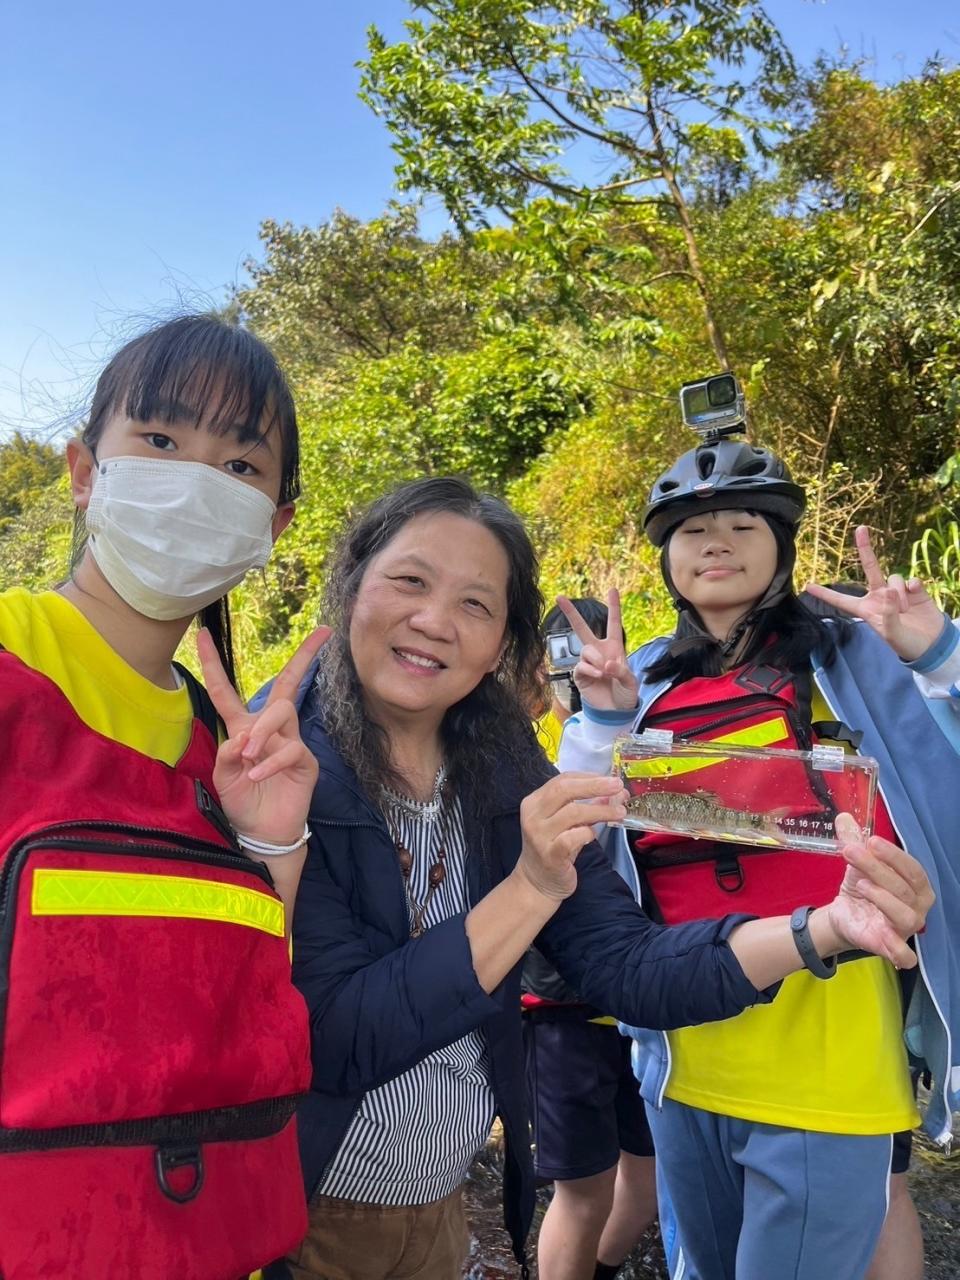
[503,160,670,206]
[639,269,697,286]
[503,47,657,165]
[901,181,960,248]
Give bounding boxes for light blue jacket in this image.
[558,616,960,1145]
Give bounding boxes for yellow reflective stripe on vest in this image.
[621,714,791,779]
[31,868,284,937]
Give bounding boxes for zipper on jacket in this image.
[914,933,954,1152]
[643,695,791,740]
[483,1035,531,1272]
[655,1027,673,1111]
[813,667,953,1147]
[302,809,511,1208]
[875,776,954,1151]
[297,806,414,1197]
[309,1099,365,1202]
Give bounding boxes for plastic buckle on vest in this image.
[734,663,793,695]
[155,1143,205,1203]
[812,720,864,751]
[714,853,744,893]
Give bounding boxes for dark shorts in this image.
[890,1066,922,1175]
[523,1010,655,1181]
[891,1127,912,1175]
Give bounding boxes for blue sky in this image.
[2,0,957,436]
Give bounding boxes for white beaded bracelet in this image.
[234,823,310,857]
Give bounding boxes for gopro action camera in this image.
[679,373,746,438]
[545,629,583,674]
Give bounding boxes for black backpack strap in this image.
[173,662,223,742]
[792,664,874,826]
[793,665,864,750]
[789,664,817,751]
[785,664,841,817]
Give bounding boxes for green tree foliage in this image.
[4,46,960,687]
[167,66,960,676]
[0,433,64,534]
[360,0,797,364]
[701,66,960,566]
[229,323,595,677]
[234,206,495,376]
[0,475,74,594]
[910,450,960,613]
[0,435,72,595]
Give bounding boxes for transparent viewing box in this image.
[610,731,878,854]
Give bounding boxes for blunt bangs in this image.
[85,316,300,503]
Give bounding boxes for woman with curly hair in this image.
[258,476,931,1280]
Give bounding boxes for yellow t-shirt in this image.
[663,689,919,1134]
[535,708,565,764]
[0,588,192,765]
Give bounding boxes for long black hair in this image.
[644,514,837,684]
[316,476,550,812]
[72,314,300,687]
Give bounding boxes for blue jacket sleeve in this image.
[908,615,960,722]
[290,833,500,1096]
[536,839,777,1030]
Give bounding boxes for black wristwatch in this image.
[790,906,838,980]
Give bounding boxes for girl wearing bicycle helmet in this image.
[558,435,960,1280]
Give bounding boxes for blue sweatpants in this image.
[646,1098,893,1280]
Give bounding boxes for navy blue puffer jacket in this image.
[259,674,771,1271]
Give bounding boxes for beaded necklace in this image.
[382,767,450,939]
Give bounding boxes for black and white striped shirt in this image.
[318,774,496,1205]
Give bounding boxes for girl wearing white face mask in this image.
[0,315,326,1279]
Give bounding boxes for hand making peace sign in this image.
[556,588,639,712]
[805,526,945,662]
[197,626,330,845]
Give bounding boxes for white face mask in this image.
[85,455,277,621]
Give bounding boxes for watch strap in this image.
[790,905,838,980]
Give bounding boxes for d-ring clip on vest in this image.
[155,1143,205,1203]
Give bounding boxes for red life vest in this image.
[629,661,890,926]
[0,651,311,1280]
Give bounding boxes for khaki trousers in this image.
[286,1186,470,1280]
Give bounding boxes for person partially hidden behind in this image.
[525,600,658,1280]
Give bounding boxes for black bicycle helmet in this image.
[643,437,806,547]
